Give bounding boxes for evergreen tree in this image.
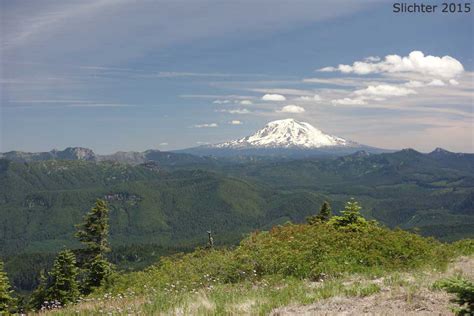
[75,199,113,293]
[47,250,80,306]
[29,270,48,311]
[306,201,332,225]
[0,260,16,313]
[76,199,111,256]
[329,199,369,231]
[30,250,79,310]
[83,255,113,291]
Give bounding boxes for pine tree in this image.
[329,199,369,231]
[306,201,332,225]
[83,255,113,291]
[76,199,111,256]
[47,250,80,306]
[0,260,16,313]
[29,270,48,311]
[75,199,113,293]
[30,250,79,310]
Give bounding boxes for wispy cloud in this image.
[193,123,219,128]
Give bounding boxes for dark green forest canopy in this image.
[0,149,473,294]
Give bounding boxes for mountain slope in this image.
[0,147,211,166]
[0,159,325,256]
[215,119,355,149]
[179,118,388,157]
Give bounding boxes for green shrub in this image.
[434,276,474,315]
[450,239,474,256]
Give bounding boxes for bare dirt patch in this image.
[271,257,473,316]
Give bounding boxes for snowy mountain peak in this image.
[214,118,356,149]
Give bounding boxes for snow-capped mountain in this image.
[214,119,356,149]
[178,118,388,157]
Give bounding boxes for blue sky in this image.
[1,0,473,153]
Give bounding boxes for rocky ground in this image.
[271,257,473,316]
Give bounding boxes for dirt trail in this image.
[271,256,473,316]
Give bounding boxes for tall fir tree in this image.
[30,250,79,310]
[0,260,16,313]
[306,201,332,225]
[75,199,113,293]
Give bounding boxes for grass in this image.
[45,276,384,315]
[37,219,474,315]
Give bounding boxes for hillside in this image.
[1,148,473,258]
[1,148,473,295]
[39,217,474,315]
[214,148,474,240]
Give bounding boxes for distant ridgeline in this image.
[0,146,473,254]
[0,146,473,294]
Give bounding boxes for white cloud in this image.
[319,51,464,78]
[213,99,231,104]
[193,123,218,128]
[159,142,168,146]
[354,84,417,98]
[196,141,210,145]
[262,93,286,101]
[319,66,337,72]
[278,105,305,113]
[364,56,380,62]
[230,120,243,125]
[427,79,445,86]
[239,100,253,105]
[405,80,424,88]
[331,98,367,105]
[405,79,445,87]
[449,79,460,86]
[295,94,322,101]
[218,108,251,114]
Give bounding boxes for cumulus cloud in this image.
[331,98,367,106]
[230,120,243,125]
[278,105,305,113]
[354,84,417,98]
[239,100,253,105]
[193,123,218,128]
[159,142,169,146]
[262,93,286,101]
[319,51,464,78]
[295,94,322,101]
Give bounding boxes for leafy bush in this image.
[434,276,474,315]
[238,222,451,280]
[450,239,474,256]
[97,216,453,298]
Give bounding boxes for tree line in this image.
[0,199,113,313]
